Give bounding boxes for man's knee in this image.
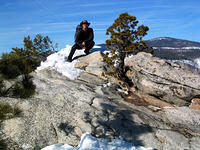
[91,41,95,47]
[88,41,95,46]
[86,41,95,49]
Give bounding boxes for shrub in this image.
[0,53,35,79]
[0,73,36,99]
[12,75,36,98]
[0,102,22,149]
[0,102,21,122]
[0,34,57,99]
[0,79,7,96]
[104,12,153,80]
[12,34,57,59]
[0,34,57,79]
[0,138,7,150]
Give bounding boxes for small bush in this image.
[0,79,6,96]
[0,53,36,79]
[0,74,36,99]
[12,34,57,62]
[0,102,21,122]
[0,34,57,80]
[0,138,7,150]
[0,102,22,149]
[12,75,36,98]
[0,34,56,99]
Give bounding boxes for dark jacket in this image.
[75,28,94,47]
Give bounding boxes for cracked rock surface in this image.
[0,68,200,150]
[126,52,200,106]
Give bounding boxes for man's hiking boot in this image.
[84,50,90,55]
[67,59,72,62]
[65,57,72,62]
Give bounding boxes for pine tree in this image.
[0,34,56,98]
[0,34,57,79]
[12,34,57,59]
[104,12,153,80]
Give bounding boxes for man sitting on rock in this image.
[67,20,95,62]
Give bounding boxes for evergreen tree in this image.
[0,34,57,98]
[12,34,57,60]
[0,34,57,79]
[104,12,153,80]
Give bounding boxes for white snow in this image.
[37,45,86,80]
[114,59,120,68]
[36,44,110,80]
[153,47,180,50]
[194,58,200,69]
[153,47,200,50]
[161,47,180,50]
[41,133,153,150]
[103,50,110,54]
[150,37,168,41]
[170,59,200,69]
[181,47,200,50]
[152,47,159,49]
[103,82,112,88]
[93,45,102,48]
[117,88,129,95]
[125,54,134,61]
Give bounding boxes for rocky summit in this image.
[126,52,200,106]
[0,51,200,150]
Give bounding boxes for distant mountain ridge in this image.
[146,37,200,48]
[146,37,200,60]
[97,37,200,60]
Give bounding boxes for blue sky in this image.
[0,0,200,54]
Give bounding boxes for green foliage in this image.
[0,34,51,148]
[0,79,7,97]
[0,34,57,99]
[12,34,57,58]
[104,12,153,80]
[0,138,7,150]
[0,34,57,79]
[0,65,36,99]
[12,75,36,98]
[0,102,22,149]
[0,102,21,123]
[0,52,38,79]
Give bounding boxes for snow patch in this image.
[117,88,129,95]
[93,45,102,48]
[103,82,112,88]
[169,59,200,69]
[150,37,168,41]
[161,47,180,50]
[36,44,107,80]
[125,54,134,61]
[37,45,86,80]
[194,58,200,69]
[181,47,200,50]
[153,47,200,50]
[103,50,110,54]
[41,133,153,150]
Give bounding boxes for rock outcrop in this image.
[0,51,200,150]
[189,98,200,110]
[75,51,106,79]
[125,52,200,106]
